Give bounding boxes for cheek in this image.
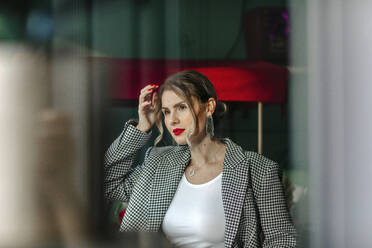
[184,114,193,125]
[183,114,196,132]
[163,118,171,132]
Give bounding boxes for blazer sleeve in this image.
[256,163,297,248]
[103,120,152,202]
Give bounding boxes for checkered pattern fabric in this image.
[104,120,297,247]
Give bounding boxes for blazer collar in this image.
[221,138,246,169]
[220,138,251,247]
[146,145,190,231]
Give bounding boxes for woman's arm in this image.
[256,163,297,247]
[104,84,158,201]
[104,120,152,202]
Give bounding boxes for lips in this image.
[172,128,185,136]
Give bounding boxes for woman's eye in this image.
[163,110,170,115]
[179,104,187,111]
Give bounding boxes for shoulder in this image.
[224,138,278,170]
[224,138,279,179]
[242,151,283,197]
[244,151,278,170]
[244,151,281,182]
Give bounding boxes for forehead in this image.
[161,90,185,107]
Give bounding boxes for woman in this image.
[104,70,297,247]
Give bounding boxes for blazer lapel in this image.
[147,145,190,231]
[222,139,250,248]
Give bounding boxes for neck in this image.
[189,136,225,166]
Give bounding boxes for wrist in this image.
[136,123,151,133]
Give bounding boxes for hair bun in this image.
[214,100,227,119]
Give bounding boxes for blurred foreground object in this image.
[0,44,90,247]
[36,109,90,247]
[0,44,49,247]
[288,0,372,247]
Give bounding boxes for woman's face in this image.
[161,90,207,145]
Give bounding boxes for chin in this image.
[173,136,187,145]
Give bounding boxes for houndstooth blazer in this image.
[104,121,297,248]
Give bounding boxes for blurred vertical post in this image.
[290,0,372,247]
[0,45,50,246]
[288,0,309,245]
[36,109,90,247]
[51,0,108,242]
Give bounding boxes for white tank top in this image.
[162,173,225,248]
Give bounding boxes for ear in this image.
[205,98,216,116]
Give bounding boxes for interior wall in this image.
[92,0,290,169]
[91,0,286,59]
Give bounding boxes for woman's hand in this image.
[136,84,159,132]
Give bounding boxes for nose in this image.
[170,111,179,125]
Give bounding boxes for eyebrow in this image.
[162,101,186,110]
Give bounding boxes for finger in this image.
[140,84,153,94]
[140,83,159,94]
[145,90,158,104]
[139,90,152,104]
[144,92,153,102]
[139,100,153,112]
[139,84,159,103]
[152,91,158,104]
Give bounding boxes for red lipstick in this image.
[173,128,185,136]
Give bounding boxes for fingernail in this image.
[147,101,151,103]
[148,89,152,91]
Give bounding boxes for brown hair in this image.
[153,70,227,146]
